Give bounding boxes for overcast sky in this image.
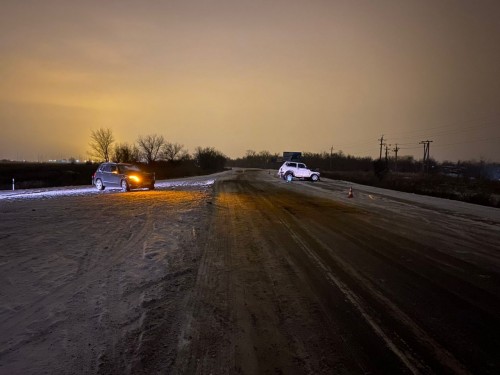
[1,0,499,162]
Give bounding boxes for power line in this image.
[325,127,500,161]
[385,114,500,139]
[389,123,499,142]
[434,135,500,148]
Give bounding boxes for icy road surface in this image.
[1,169,499,374]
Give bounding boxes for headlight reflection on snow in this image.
[0,179,215,201]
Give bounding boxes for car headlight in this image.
[128,175,140,182]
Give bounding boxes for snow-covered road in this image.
[1,169,499,374]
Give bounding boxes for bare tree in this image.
[113,143,139,163]
[137,134,165,164]
[162,142,188,162]
[89,128,114,162]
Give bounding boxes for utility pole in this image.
[330,146,333,171]
[393,144,400,173]
[378,135,384,160]
[419,140,433,173]
[385,144,389,163]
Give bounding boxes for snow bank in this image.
[0,179,215,201]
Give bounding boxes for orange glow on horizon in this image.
[1,1,500,162]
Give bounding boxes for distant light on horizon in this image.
[1,1,499,162]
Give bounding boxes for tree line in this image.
[227,149,500,181]
[227,150,376,172]
[89,129,499,182]
[88,128,226,175]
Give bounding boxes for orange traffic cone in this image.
[348,187,353,198]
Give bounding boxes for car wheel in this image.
[285,172,293,182]
[95,179,104,190]
[311,174,319,182]
[121,179,130,192]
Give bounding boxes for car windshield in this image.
[118,164,141,173]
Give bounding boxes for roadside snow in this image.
[329,178,500,223]
[0,178,215,201]
[155,179,215,188]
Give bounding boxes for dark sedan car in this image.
[92,162,155,191]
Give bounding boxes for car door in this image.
[297,163,308,178]
[108,164,121,186]
[102,164,118,186]
[286,162,298,176]
[101,164,112,185]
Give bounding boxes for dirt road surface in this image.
[1,170,499,374]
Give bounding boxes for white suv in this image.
[278,161,320,182]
